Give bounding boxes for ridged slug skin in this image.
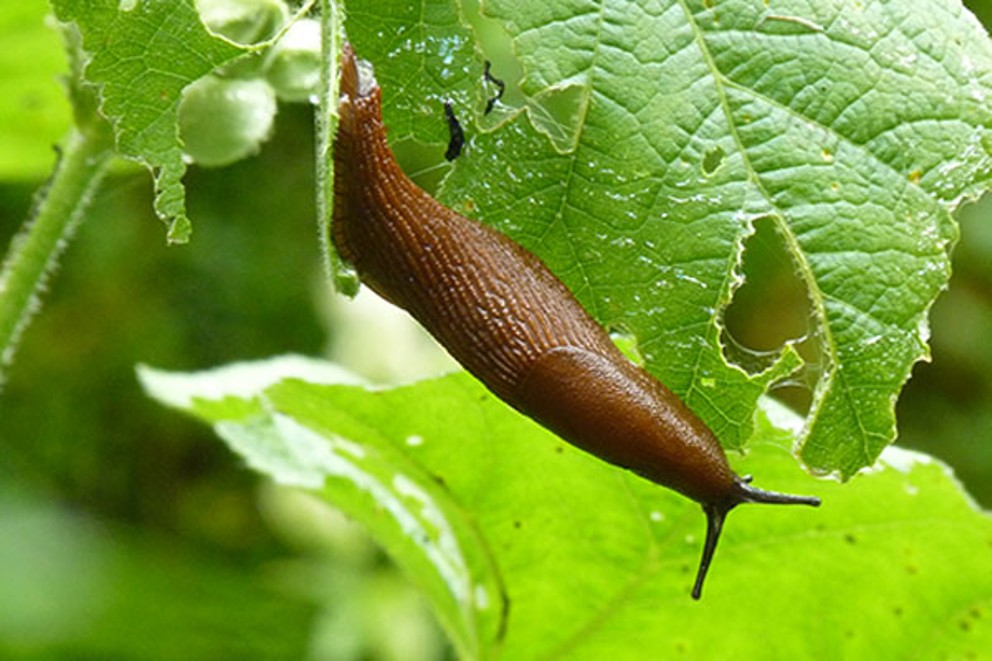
[332,43,819,599]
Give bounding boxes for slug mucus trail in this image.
[332,44,820,599]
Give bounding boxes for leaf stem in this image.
[0,127,113,386]
[316,0,359,295]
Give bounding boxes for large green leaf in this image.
[139,356,992,659]
[343,0,992,476]
[50,0,246,243]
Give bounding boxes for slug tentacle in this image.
[734,475,824,507]
[692,476,821,600]
[332,43,820,599]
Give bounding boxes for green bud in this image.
[196,0,289,45]
[264,18,322,103]
[179,76,277,167]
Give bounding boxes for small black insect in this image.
[443,100,464,161]
[483,60,505,115]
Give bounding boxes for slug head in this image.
[692,476,820,600]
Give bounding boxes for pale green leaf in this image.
[50,0,246,242]
[140,356,992,659]
[0,5,72,181]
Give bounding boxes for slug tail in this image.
[339,42,378,100]
[337,43,379,138]
[340,43,359,100]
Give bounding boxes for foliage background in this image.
[0,0,990,657]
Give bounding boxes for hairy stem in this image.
[0,127,113,386]
[316,0,358,295]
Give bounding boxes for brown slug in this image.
[332,43,820,600]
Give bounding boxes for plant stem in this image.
[316,0,359,296]
[0,127,113,386]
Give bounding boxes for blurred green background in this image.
[1,2,990,658]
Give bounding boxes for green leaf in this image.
[0,489,313,657]
[344,0,479,145]
[419,0,992,476]
[0,4,72,180]
[50,0,247,243]
[139,356,992,659]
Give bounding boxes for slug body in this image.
[333,44,819,599]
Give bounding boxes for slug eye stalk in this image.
[692,477,821,600]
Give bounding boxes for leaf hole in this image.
[392,137,450,193]
[608,324,645,366]
[461,0,524,118]
[528,84,587,152]
[721,216,820,413]
[701,145,726,176]
[449,0,577,148]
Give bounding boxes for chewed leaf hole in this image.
[722,216,818,412]
[608,324,644,366]
[529,84,587,152]
[701,145,726,176]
